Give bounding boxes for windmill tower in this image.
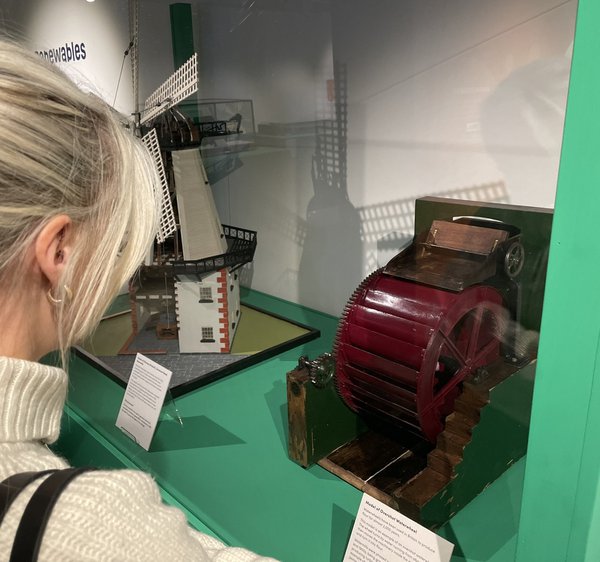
[128,52,256,355]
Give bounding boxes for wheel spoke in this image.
[472,335,501,366]
[466,306,484,361]
[427,370,465,412]
[427,307,501,416]
[441,332,467,366]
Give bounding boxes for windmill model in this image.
[128,53,256,354]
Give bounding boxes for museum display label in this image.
[344,494,453,562]
[115,353,173,450]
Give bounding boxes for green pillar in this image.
[169,3,198,123]
[516,1,600,560]
[170,3,195,68]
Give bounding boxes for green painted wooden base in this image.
[287,359,535,529]
[399,360,535,529]
[287,362,366,467]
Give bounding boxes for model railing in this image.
[170,224,257,276]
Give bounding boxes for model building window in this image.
[198,286,213,303]
[201,327,215,343]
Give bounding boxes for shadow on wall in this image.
[298,166,509,316]
[480,47,572,207]
[296,56,519,316]
[298,62,364,316]
[360,183,508,247]
[365,181,509,272]
[295,53,570,317]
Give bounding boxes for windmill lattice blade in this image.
[140,53,198,125]
[142,128,177,243]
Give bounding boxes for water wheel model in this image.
[334,217,522,442]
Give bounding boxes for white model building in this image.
[130,140,244,355]
[175,270,240,353]
[171,148,240,353]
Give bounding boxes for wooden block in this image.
[322,430,428,482]
[444,411,477,435]
[395,467,449,511]
[318,430,430,513]
[156,322,178,340]
[325,431,415,480]
[287,368,309,467]
[368,449,429,496]
[428,220,508,255]
[436,429,472,457]
[312,361,534,527]
[427,449,461,479]
[287,366,366,467]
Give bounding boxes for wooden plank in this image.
[287,368,309,467]
[428,220,508,255]
[368,449,429,496]
[324,430,421,481]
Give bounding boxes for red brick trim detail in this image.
[218,267,230,352]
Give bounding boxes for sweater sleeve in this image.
[30,469,279,562]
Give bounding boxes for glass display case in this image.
[5,0,597,560]
[194,98,255,156]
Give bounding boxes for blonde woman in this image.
[0,40,276,561]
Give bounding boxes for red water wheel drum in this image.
[333,269,508,442]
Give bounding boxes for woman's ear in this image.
[34,215,73,288]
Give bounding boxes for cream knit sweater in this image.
[0,357,277,562]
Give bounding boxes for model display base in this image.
[78,300,320,397]
[288,358,534,529]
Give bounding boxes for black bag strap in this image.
[0,470,58,526]
[3,466,96,562]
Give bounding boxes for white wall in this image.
[0,0,577,318]
[193,0,576,316]
[0,0,133,114]
[334,0,574,209]
[329,0,576,304]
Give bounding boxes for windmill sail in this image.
[140,53,198,125]
[142,127,176,243]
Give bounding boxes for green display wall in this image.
[516,1,600,560]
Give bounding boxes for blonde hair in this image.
[0,40,159,364]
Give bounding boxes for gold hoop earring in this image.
[47,285,73,305]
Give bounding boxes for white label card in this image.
[344,494,454,562]
[116,353,173,451]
